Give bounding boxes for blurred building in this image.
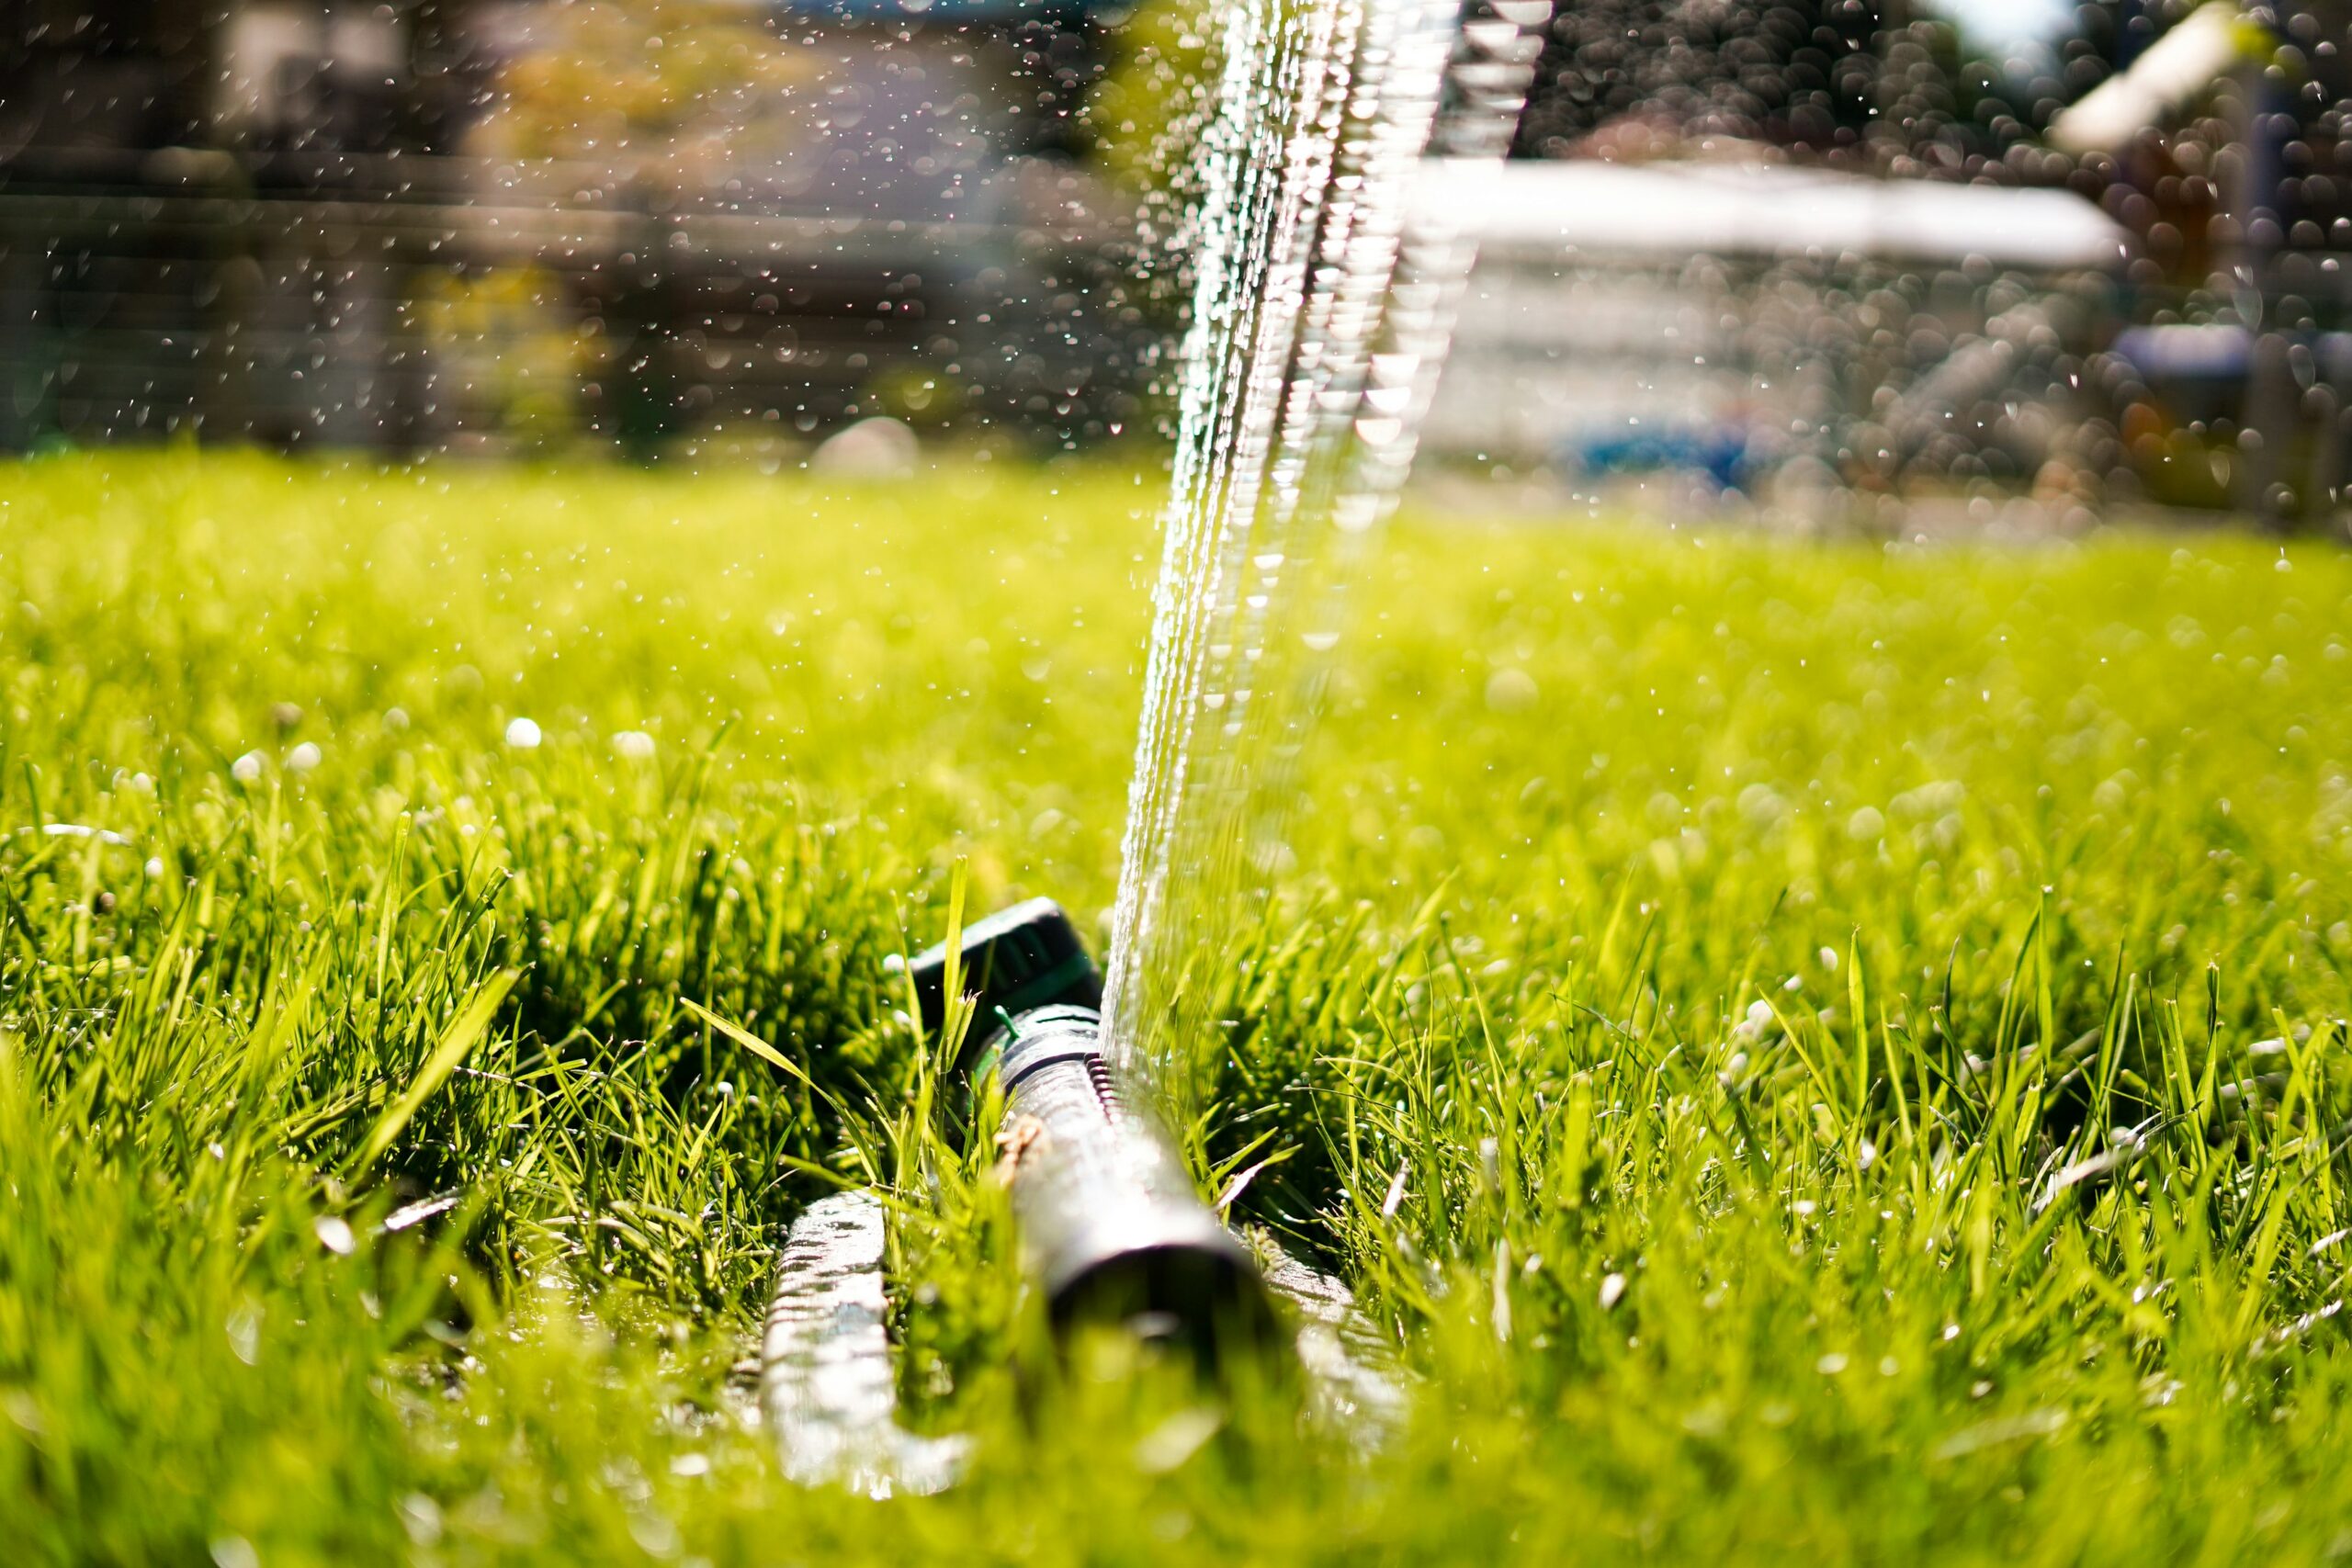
[0,0,1133,455]
[1435,0,2352,528]
[1423,155,2132,523]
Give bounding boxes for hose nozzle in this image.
[892,899,1278,1365]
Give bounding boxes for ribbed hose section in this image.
[992,1007,1276,1360]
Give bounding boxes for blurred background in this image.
[3,1,2349,534]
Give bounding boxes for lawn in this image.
[4,450,2352,1564]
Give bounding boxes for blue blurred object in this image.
[1562,425,1754,491]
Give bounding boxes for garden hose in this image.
[896,898,1282,1363]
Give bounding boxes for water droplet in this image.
[1485,668,1538,712]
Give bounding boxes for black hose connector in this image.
[892,897,1102,1050]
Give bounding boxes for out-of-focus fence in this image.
[0,149,1139,457]
[0,0,1143,458]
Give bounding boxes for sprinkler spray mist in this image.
[759,0,1547,1494]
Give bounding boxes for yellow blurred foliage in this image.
[471,0,820,164]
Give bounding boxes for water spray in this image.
[758,0,1547,1495]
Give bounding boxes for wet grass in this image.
[4,448,2352,1564]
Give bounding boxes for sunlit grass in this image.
[3,449,2351,1563]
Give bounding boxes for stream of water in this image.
[758,1,1545,1489]
[1102,0,1548,1104]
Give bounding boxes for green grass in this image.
[4,449,2352,1564]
